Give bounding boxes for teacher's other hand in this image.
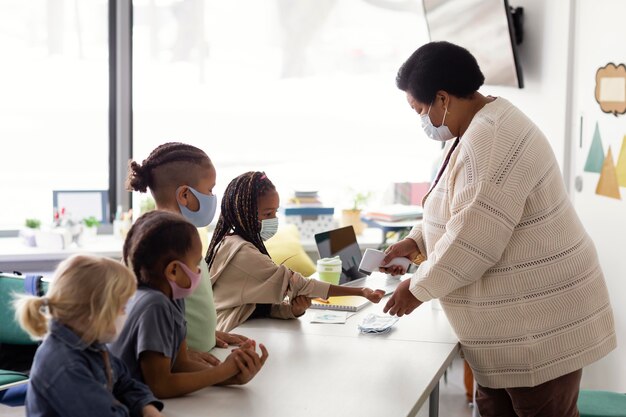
[383,279,422,317]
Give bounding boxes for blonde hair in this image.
[13,254,136,344]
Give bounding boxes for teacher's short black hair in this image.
[396,41,485,104]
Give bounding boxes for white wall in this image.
[481,0,572,172]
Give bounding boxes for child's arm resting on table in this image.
[139,339,239,398]
[326,286,385,302]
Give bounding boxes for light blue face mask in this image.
[177,186,217,228]
[421,102,455,142]
[260,217,279,241]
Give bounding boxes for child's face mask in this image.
[177,186,217,228]
[168,261,202,299]
[260,217,279,241]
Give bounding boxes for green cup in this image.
[317,256,342,285]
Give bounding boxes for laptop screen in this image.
[314,226,367,284]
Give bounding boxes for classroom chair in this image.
[0,272,47,405]
[577,390,626,417]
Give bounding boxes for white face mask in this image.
[420,102,455,142]
[260,217,279,241]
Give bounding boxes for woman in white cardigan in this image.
[382,41,616,417]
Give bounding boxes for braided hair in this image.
[126,142,212,194]
[206,171,275,269]
[123,210,198,288]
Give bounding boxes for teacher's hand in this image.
[380,238,420,276]
[383,279,422,317]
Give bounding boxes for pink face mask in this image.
[168,261,202,299]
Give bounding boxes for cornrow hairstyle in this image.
[126,142,211,193]
[206,171,275,269]
[123,210,198,288]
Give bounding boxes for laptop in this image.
[313,226,405,296]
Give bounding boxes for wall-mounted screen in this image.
[424,0,523,88]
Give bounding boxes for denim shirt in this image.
[26,320,163,417]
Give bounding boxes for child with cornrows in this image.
[126,142,247,364]
[206,171,385,332]
[109,210,267,398]
[14,254,163,417]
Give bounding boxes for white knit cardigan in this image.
[408,97,616,388]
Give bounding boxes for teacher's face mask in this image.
[421,102,455,142]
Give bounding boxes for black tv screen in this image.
[423,0,523,88]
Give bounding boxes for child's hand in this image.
[227,344,269,385]
[290,295,312,317]
[215,330,248,348]
[142,404,163,417]
[187,348,221,366]
[361,288,385,303]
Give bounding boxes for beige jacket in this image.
[210,235,330,332]
[408,97,615,388]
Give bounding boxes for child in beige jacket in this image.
[206,171,385,332]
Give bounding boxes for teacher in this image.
[382,41,616,417]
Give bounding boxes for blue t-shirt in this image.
[27,320,161,417]
[109,287,187,382]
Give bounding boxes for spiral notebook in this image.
[310,296,369,312]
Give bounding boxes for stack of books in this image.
[284,190,337,240]
[288,190,322,206]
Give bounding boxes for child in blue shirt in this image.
[14,254,163,417]
[109,210,267,398]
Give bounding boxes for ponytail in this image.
[13,295,49,340]
[126,160,151,193]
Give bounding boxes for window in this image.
[132,0,440,211]
[0,1,109,229]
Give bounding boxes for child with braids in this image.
[126,142,246,364]
[109,210,268,398]
[206,171,385,332]
[14,254,164,417]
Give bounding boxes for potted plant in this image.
[81,216,100,242]
[341,191,371,235]
[19,218,41,247]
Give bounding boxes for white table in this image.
[164,285,459,417]
[237,297,458,345]
[164,331,458,417]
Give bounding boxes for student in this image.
[109,210,268,398]
[206,171,385,332]
[14,254,163,417]
[126,142,246,364]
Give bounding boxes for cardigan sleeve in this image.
[406,223,427,263]
[232,245,330,305]
[409,180,525,302]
